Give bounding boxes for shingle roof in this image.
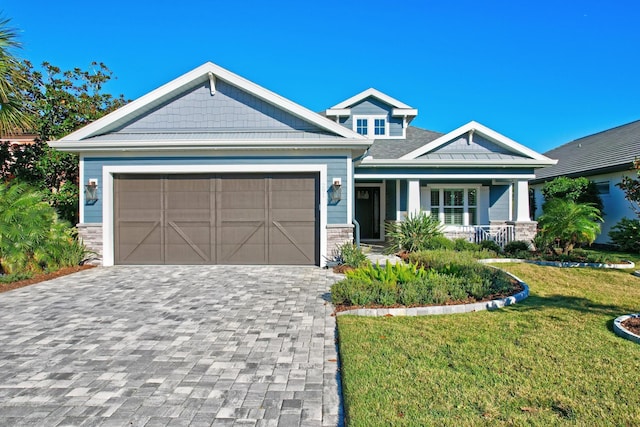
[534,119,640,182]
[367,126,443,159]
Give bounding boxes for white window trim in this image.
[424,184,480,228]
[352,114,389,137]
[101,164,328,267]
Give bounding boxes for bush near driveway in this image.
[0,182,87,275]
[331,251,516,308]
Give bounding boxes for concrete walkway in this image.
[0,266,343,427]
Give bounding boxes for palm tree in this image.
[538,199,603,254]
[0,16,31,135]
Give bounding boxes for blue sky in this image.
[4,0,639,152]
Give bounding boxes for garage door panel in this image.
[115,173,318,265]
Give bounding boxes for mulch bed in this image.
[0,265,96,294]
[621,317,640,336]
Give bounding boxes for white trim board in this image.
[355,173,536,180]
[101,164,328,267]
[329,88,414,110]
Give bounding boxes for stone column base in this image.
[326,224,354,258]
[506,221,538,244]
[77,223,103,265]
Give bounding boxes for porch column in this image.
[514,180,531,222]
[408,179,421,216]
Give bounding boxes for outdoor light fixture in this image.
[330,178,342,203]
[85,179,98,203]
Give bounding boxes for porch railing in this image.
[443,225,516,248]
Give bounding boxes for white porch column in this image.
[515,180,531,222]
[408,179,421,216]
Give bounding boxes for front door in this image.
[355,187,380,240]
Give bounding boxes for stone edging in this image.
[478,258,635,269]
[613,314,640,344]
[633,271,640,278]
[335,270,529,317]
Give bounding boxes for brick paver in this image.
[0,266,343,426]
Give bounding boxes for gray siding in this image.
[423,134,516,156]
[338,97,403,137]
[489,185,511,221]
[83,156,349,224]
[112,80,325,133]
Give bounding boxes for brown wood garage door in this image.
[114,173,319,265]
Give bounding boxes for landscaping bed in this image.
[0,264,95,293]
[622,316,640,335]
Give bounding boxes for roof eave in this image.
[49,139,373,153]
[358,159,557,168]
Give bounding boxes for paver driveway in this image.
[0,266,343,427]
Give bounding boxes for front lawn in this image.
[337,263,640,426]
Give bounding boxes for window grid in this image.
[430,188,478,226]
[356,118,368,135]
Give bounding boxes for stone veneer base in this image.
[336,270,529,317]
[613,314,640,345]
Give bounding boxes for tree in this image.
[609,158,640,252]
[0,16,32,135]
[616,157,640,216]
[537,199,603,254]
[1,61,127,223]
[541,176,603,215]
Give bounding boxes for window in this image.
[356,118,368,135]
[595,181,610,195]
[353,116,387,137]
[430,187,478,226]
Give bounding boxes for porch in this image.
[353,178,537,245]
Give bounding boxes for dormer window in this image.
[354,115,387,137]
[356,118,368,135]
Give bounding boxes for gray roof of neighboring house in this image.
[533,119,640,182]
[367,126,443,159]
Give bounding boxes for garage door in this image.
[114,173,319,265]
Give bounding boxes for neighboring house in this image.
[0,133,38,145]
[530,119,640,244]
[50,62,555,267]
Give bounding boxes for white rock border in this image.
[478,258,635,269]
[614,314,640,344]
[633,271,640,278]
[335,270,529,317]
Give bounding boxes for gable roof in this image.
[325,88,418,119]
[533,119,640,182]
[370,121,556,167]
[51,62,369,152]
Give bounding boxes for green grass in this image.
[337,263,640,426]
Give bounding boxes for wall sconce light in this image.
[330,178,342,203]
[85,178,98,203]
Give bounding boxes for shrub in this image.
[479,239,502,254]
[537,199,602,254]
[423,235,454,250]
[503,240,531,256]
[0,182,88,274]
[384,211,444,254]
[609,218,640,253]
[336,242,368,268]
[541,176,604,214]
[453,238,480,252]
